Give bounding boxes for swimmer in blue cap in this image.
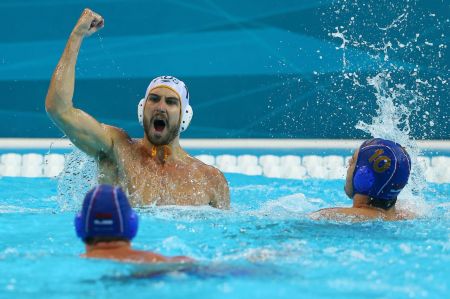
[45,8,230,208]
[311,138,415,221]
[76,184,193,264]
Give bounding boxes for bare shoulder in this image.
[103,125,139,150]
[96,125,134,161]
[190,156,230,209]
[103,125,132,142]
[191,157,227,183]
[392,209,416,220]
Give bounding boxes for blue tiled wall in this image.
[0,0,448,139]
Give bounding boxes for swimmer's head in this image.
[75,185,138,244]
[344,138,411,210]
[138,76,193,145]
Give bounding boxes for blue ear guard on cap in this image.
[352,138,411,203]
[75,185,138,242]
[353,165,375,194]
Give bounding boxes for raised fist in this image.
[73,8,104,37]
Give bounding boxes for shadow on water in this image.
[80,261,283,283]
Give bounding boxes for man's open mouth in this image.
[153,119,166,132]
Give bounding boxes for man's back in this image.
[76,185,195,269]
[83,241,192,264]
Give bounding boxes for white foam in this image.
[253,193,325,218]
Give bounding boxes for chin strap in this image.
[150,145,172,162]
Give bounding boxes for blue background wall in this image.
[0,0,448,139]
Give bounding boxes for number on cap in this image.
[368,149,391,173]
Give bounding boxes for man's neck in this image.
[352,193,371,208]
[142,135,184,163]
[86,241,131,253]
[352,194,396,214]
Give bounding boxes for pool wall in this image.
[0,0,448,139]
[0,138,448,183]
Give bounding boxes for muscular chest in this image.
[116,149,211,206]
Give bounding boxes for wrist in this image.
[70,28,86,39]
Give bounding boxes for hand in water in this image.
[73,8,104,37]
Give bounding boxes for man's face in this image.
[143,87,181,145]
[344,149,359,198]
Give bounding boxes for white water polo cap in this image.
[138,76,193,132]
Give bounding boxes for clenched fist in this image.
[73,8,104,37]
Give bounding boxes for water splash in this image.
[56,148,97,211]
[326,0,448,214]
[355,72,429,214]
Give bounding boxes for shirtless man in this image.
[310,138,415,221]
[45,9,229,208]
[76,184,193,266]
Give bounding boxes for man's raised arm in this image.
[45,9,112,157]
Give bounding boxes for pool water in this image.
[0,174,449,299]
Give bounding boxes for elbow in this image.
[45,100,54,114]
[45,98,59,117]
[45,91,67,116]
[45,89,56,113]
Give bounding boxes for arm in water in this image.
[83,242,195,265]
[310,206,415,221]
[45,8,113,158]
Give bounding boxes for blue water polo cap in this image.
[75,185,138,242]
[352,138,411,202]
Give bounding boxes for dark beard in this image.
[144,120,180,146]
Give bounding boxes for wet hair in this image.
[84,236,129,246]
[368,197,397,210]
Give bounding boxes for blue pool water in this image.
[1,172,449,299]
[1,0,448,297]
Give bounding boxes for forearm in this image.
[310,207,381,221]
[43,9,112,157]
[45,32,83,115]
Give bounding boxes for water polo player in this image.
[45,8,229,208]
[311,138,415,221]
[76,184,193,264]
